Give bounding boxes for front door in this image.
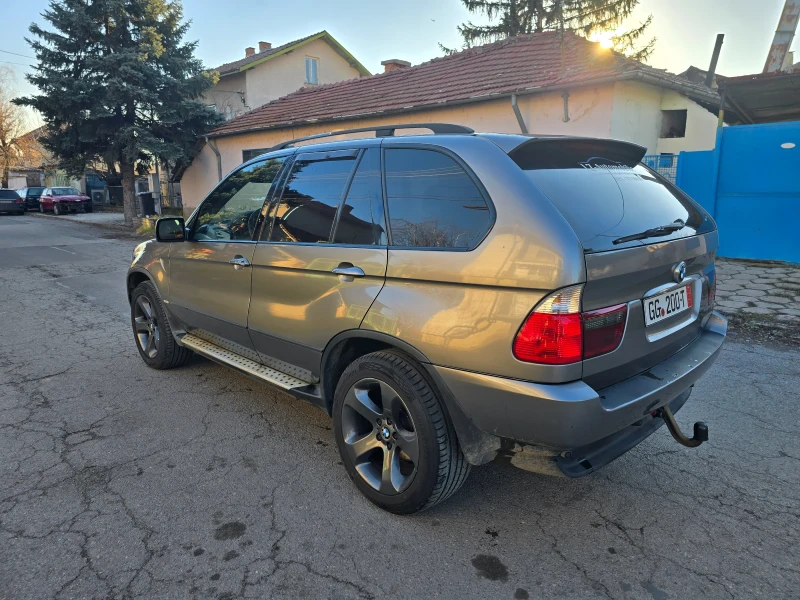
[169,156,288,358]
[248,145,388,381]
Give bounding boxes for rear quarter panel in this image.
[362,136,587,383]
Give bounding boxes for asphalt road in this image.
[1,214,798,600]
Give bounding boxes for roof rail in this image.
[267,123,474,151]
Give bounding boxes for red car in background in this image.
[39,187,93,215]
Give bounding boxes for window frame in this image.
[304,56,319,85]
[186,151,294,244]
[258,148,368,247]
[380,143,496,252]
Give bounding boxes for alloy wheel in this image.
[341,378,419,495]
[133,296,160,358]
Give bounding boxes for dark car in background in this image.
[16,187,46,211]
[39,187,92,214]
[0,189,25,215]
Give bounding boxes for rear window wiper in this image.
[612,220,685,245]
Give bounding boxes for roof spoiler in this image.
[508,138,647,169]
[267,123,474,152]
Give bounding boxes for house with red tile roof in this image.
[182,31,722,213]
[204,31,370,120]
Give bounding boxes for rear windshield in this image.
[0,190,19,199]
[27,187,45,195]
[512,140,714,253]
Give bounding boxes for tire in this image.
[53,203,61,215]
[333,350,470,514]
[130,281,192,369]
[39,203,44,213]
[84,203,93,213]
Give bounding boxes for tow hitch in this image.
[655,405,708,448]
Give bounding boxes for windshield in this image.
[53,187,81,196]
[512,140,714,253]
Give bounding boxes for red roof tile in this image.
[210,31,719,137]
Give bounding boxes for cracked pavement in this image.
[1,214,798,600]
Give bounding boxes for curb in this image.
[30,210,132,231]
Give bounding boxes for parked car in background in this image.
[16,187,46,211]
[0,189,25,215]
[39,187,92,215]
[127,124,726,514]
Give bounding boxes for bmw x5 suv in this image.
[128,124,727,514]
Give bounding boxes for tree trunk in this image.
[1,159,8,189]
[120,159,136,226]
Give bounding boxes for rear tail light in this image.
[513,285,628,365]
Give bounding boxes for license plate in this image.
[644,285,691,326]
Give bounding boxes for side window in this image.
[266,152,357,243]
[384,149,491,249]
[193,157,286,241]
[332,148,386,245]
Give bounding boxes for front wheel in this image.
[333,350,470,514]
[130,281,192,369]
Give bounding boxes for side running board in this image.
[181,334,310,391]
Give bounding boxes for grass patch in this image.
[136,220,155,237]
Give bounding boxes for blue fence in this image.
[676,121,800,263]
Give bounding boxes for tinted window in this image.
[27,187,45,196]
[513,140,713,253]
[193,157,285,241]
[266,153,356,243]
[385,149,490,249]
[0,190,19,199]
[332,148,386,245]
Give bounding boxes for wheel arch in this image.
[127,268,154,302]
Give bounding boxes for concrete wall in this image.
[181,87,617,213]
[245,38,362,111]
[610,82,718,154]
[203,71,247,120]
[656,90,718,154]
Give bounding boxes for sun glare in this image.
[593,30,615,49]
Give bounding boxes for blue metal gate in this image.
[676,121,800,263]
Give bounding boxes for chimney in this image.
[381,59,411,73]
[259,41,272,52]
[245,47,255,57]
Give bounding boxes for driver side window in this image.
[193,156,286,241]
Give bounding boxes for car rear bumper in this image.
[434,311,727,451]
[0,201,24,212]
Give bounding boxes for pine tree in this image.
[443,0,655,61]
[15,0,222,225]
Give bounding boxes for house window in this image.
[305,57,319,85]
[242,148,271,163]
[660,109,687,138]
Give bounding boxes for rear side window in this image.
[267,152,357,243]
[332,148,386,245]
[384,149,490,249]
[513,139,714,253]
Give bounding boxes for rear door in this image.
[247,144,388,381]
[512,139,718,388]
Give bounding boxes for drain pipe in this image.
[204,136,222,182]
[510,94,528,134]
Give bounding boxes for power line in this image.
[0,49,36,59]
[0,59,35,68]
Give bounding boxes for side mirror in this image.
[155,217,186,242]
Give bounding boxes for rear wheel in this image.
[130,281,192,369]
[333,350,470,514]
[39,203,44,213]
[53,203,61,215]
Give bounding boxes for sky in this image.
[2,0,797,107]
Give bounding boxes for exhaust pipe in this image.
[656,405,708,448]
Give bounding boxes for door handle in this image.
[332,264,365,281]
[229,256,251,270]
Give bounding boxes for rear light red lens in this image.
[513,312,583,365]
[583,304,627,359]
[686,283,693,307]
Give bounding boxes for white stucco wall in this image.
[655,90,718,154]
[610,81,718,154]
[203,71,248,120]
[180,86,618,214]
[244,38,363,111]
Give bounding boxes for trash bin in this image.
[136,191,155,216]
